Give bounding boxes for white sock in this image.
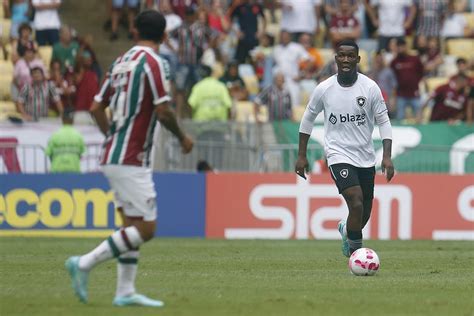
[116,250,139,297]
[78,226,144,271]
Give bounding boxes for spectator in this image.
[16,66,63,121]
[273,30,311,106]
[32,0,61,46]
[298,33,323,77]
[227,0,266,63]
[324,0,359,17]
[220,61,248,101]
[46,108,85,173]
[329,0,361,48]
[414,0,446,37]
[189,65,232,122]
[52,25,79,74]
[12,41,45,100]
[189,65,231,168]
[158,0,182,81]
[425,74,469,123]
[279,0,322,40]
[11,23,37,63]
[467,84,474,125]
[74,50,99,114]
[450,58,474,85]
[110,0,139,41]
[176,7,213,118]
[390,38,424,120]
[9,0,30,40]
[382,37,398,65]
[366,0,417,51]
[420,36,443,77]
[77,34,102,82]
[250,33,274,83]
[367,51,397,117]
[207,0,230,34]
[254,72,292,121]
[441,0,469,39]
[170,0,200,19]
[50,59,75,111]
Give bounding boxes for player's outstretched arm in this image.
[90,101,110,136]
[295,132,310,179]
[155,102,193,154]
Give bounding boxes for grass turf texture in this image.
[0,238,473,316]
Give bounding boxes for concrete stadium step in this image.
[60,1,132,72]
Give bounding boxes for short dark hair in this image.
[199,65,212,78]
[134,10,166,43]
[18,23,32,34]
[336,39,359,55]
[30,67,44,75]
[456,57,467,65]
[396,38,407,46]
[197,160,213,172]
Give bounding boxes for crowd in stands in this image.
[0,0,473,126]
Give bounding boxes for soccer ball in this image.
[348,248,380,276]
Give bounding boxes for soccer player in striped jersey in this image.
[65,10,193,307]
[295,39,394,258]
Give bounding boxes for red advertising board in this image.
[206,173,474,240]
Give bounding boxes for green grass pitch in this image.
[1,238,473,316]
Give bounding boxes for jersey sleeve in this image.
[299,85,324,134]
[94,71,113,104]
[370,84,390,124]
[145,54,172,106]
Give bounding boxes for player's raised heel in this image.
[338,220,350,258]
[113,293,164,307]
[65,256,89,303]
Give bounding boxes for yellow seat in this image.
[358,49,369,73]
[0,75,12,100]
[241,75,260,96]
[446,39,474,60]
[235,101,256,123]
[292,105,306,122]
[1,19,11,44]
[0,100,16,113]
[425,77,448,93]
[462,13,474,30]
[38,45,53,67]
[0,59,14,76]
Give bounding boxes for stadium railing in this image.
[0,143,47,173]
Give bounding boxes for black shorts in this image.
[329,163,375,200]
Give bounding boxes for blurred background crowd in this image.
[0,0,473,126]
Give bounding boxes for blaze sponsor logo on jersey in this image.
[329,112,366,126]
[356,96,367,107]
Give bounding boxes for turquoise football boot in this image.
[65,256,89,303]
[113,293,164,307]
[338,220,350,258]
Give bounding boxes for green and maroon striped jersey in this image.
[94,45,171,167]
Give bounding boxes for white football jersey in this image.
[300,73,390,168]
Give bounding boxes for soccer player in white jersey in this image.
[65,10,193,307]
[295,39,394,257]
